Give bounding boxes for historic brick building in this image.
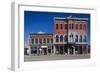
[28,16,88,56]
[54,16,88,55]
[29,32,53,55]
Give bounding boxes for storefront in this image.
[30,45,53,56]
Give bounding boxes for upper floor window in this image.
[60,35,63,42]
[69,24,74,29]
[56,35,59,42]
[75,35,78,42]
[51,38,53,43]
[60,24,63,29]
[70,33,73,42]
[80,35,82,42]
[80,24,82,30]
[84,35,87,42]
[69,24,71,29]
[39,38,42,44]
[72,24,74,29]
[70,33,73,39]
[64,35,67,42]
[84,24,86,30]
[76,24,78,29]
[65,24,67,29]
[43,38,46,43]
[47,38,50,43]
[56,24,58,29]
[32,39,34,44]
[35,39,38,44]
[70,33,73,38]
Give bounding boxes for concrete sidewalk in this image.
[24,54,90,62]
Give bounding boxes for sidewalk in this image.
[24,54,90,62]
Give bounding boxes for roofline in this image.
[29,33,53,35]
[54,17,88,20]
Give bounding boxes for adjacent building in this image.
[29,32,53,55]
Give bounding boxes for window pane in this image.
[72,24,74,29]
[84,35,87,42]
[60,35,63,42]
[65,24,67,29]
[80,24,82,30]
[35,39,38,44]
[84,24,86,30]
[56,35,59,42]
[47,38,49,43]
[80,35,82,42]
[76,24,78,29]
[39,39,42,44]
[60,24,63,29]
[43,38,46,43]
[64,35,67,42]
[75,35,78,42]
[51,38,53,43]
[56,24,58,29]
[32,39,34,44]
[69,24,71,29]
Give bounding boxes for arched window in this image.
[65,24,67,29]
[47,38,49,43]
[64,35,67,42]
[43,38,46,43]
[80,35,82,42]
[39,38,42,44]
[35,38,38,44]
[60,24,63,29]
[72,34,73,38]
[72,24,74,29]
[56,35,59,42]
[84,35,87,42]
[56,24,58,29]
[32,39,34,44]
[70,33,73,42]
[76,24,78,29]
[60,35,63,42]
[70,34,71,38]
[51,38,53,43]
[80,24,82,30]
[69,24,71,29]
[70,33,73,38]
[75,35,78,42]
[84,24,86,30]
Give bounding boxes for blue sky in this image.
[24,11,90,45]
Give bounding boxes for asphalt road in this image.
[24,54,90,62]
